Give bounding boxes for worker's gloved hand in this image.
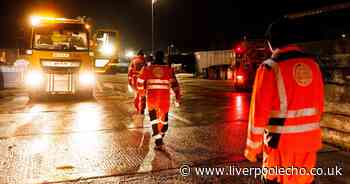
[175,100,181,107]
[128,84,134,93]
[244,149,257,163]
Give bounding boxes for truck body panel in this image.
[93,29,121,73]
[195,50,234,73]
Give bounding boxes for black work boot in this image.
[154,138,165,151]
[161,124,168,137]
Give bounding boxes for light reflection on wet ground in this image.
[0,75,250,183]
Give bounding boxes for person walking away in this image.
[137,51,181,150]
[128,50,147,126]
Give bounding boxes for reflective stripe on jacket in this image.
[137,64,181,100]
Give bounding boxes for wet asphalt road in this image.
[1,74,349,184]
[0,74,250,183]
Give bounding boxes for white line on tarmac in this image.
[137,142,156,173]
[168,112,192,124]
[103,83,114,89]
[137,113,191,173]
[95,81,104,92]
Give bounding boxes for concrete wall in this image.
[309,44,350,150]
[294,40,350,149]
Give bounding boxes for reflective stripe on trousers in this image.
[151,120,158,125]
[154,134,162,139]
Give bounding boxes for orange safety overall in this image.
[137,64,180,145]
[244,45,324,184]
[128,56,146,114]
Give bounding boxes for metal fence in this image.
[0,60,28,89]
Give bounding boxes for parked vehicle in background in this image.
[231,39,271,90]
[194,50,233,80]
[92,29,121,74]
[194,39,270,90]
[168,53,196,74]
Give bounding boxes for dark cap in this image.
[265,16,304,49]
[137,49,144,56]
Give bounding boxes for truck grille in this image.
[46,72,76,94]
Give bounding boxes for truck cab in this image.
[26,16,95,99]
[232,39,271,90]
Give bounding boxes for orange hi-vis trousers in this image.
[262,145,316,184]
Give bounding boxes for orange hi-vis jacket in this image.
[128,56,146,89]
[137,64,181,113]
[245,45,324,159]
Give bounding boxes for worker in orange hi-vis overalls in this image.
[244,18,324,184]
[137,51,181,150]
[128,50,147,117]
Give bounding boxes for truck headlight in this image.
[99,44,114,56]
[25,71,43,87]
[236,75,243,81]
[79,72,95,85]
[236,75,244,84]
[95,59,109,67]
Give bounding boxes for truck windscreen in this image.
[96,31,116,49]
[33,24,88,51]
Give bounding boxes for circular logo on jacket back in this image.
[152,66,164,78]
[293,63,313,87]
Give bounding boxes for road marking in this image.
[95,81,104,92]
[138,129,152,148]
[168,112,192,124]
[103,83,114,89]
[137,143,156,173]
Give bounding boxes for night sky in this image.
[0,0,349,51]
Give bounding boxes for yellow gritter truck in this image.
[25,16,95,99]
